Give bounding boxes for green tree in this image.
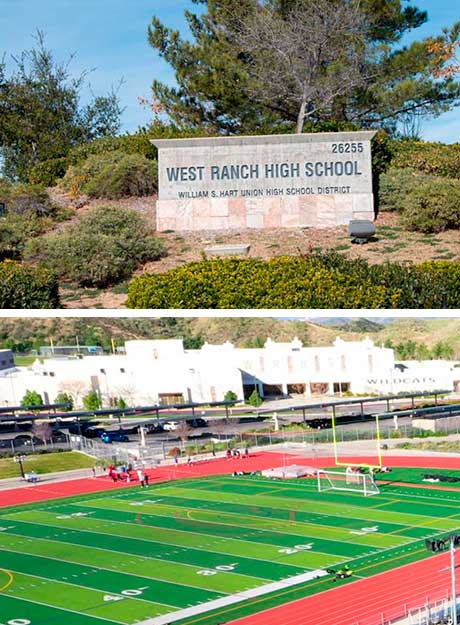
[0,31,122,181]
[395,340,417,360]
[21,389,43,407]
[414,343,431,361]
[54,392,74,411]
[224,390,238,401]
[116,397,127,409]
[248,388,263,407]
[148,1,460,134]
[432,341,454,360]
[83,390,102,411]
[183,335,205,349]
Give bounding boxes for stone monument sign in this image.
[152,131,376,231]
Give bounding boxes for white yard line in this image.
[136,569,328,625]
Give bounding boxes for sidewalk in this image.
[0,466,99,492]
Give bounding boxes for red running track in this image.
[0,451,301,507]
[227,552,457,625]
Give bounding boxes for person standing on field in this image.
[137,469,145,487]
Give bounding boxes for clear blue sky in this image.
[0,0,459,141]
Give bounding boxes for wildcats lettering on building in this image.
[367,377,437,386]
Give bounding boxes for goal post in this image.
[331,411,383,470]
[317,468,380,496]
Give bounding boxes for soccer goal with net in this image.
[317,468,380,496]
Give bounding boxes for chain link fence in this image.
[0,435,72,456]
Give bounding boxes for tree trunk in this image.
[296,98,307,133]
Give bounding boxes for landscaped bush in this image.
[401,178,460,233]
[68,133,157,165]
[67,123,215,167]
[0,261,60,308]
[60,151,157,199]
[0,179,56,216]
[0,213,47,260]
[24,205,165,287]
[391,140,460,178]
[28,156,70,187]
[126,251,460,309]
[378,168,436,212]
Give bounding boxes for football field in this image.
[1,471,460,625]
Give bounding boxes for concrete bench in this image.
[204,244,250,257]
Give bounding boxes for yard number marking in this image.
[278,544,313,555]
[104,587,148,601]
[1,620,31,625]
[56,512,93,519]
[350,526,379,536]
[197,563,238,576]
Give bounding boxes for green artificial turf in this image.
[377,466,460,487]
[1,473,460,625]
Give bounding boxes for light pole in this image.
[427,537,458,625]
[14,455,26,478]
[100,369,110,407]
[451,540,458,625]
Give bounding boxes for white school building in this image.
[0,338,458,408]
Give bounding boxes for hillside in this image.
[1,317,460,358]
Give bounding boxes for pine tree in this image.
[147,0,460,134]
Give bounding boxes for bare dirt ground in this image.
[53,193,460,308]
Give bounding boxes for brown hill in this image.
[0,317,459,357]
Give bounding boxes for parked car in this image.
[100,431,129,444]
[163,421,179,431]
[13,435,43,446]
[50,430,68,443]
[83,427,107,439]
[145,422,165,434]
[68,421,100,435]
[186,418,208,428]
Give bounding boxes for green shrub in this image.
[378,168,436,212]
[66,123,215,167]
[25,205,165,287]
[127,255,391,309]
[28,157,70,186]
[0,179,56,216]
[0,213,47,260]
[126,251,460,309]
[248,389,263,407]
[391,141,460,178]
[0,261,60,308]
[60,151,157,199]
[68,133,157,165]
[401,178,460,233]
